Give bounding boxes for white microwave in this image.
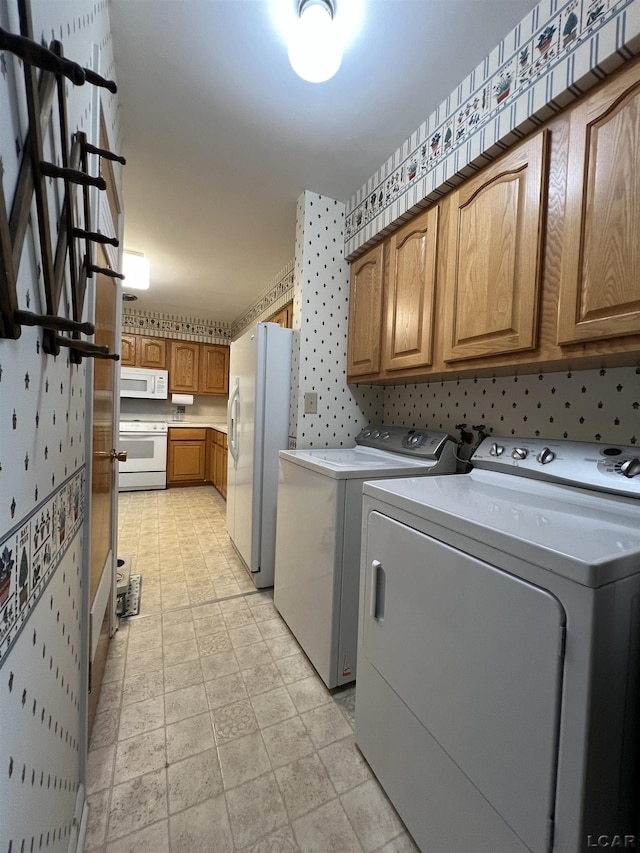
[120,367,169,399]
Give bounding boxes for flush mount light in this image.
[122,251,150,291]
[288,0,343,83]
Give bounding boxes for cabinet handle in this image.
[370,559,386,620]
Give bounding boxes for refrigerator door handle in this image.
[228,378,240,466]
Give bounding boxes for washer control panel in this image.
[472,436,640,497]
[355,425,456,460]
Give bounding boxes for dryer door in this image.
[362,511,566,853]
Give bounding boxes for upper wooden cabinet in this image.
[122,334,230,395]
[169,341,200,393]
[138,337,167,369]
[268,302,293,329]
[557,61,640,345]
[121,334,136,366]
[347,243,384,378]
[200,344,229,395]
[383,206,439,372]
[442,130,548,363]
[120,334,167,369]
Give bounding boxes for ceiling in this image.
[109,0,540,325]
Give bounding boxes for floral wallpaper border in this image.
[121,309,232,343]
[345,0,640,257]
[0,468,84,667]
[231,260,295,338]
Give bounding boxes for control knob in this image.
[490,443,504,457]
[512,448,528,460]
[621,458,640,478]
[537,447,556,465]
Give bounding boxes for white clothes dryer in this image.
[356,435,640,853]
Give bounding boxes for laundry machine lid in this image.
[279,445,452,479]
[363,469,640,587]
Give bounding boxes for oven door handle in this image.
[228,378,240,467]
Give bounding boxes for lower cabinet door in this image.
[167,439,206,483]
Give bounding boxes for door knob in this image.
[96,448,127,462]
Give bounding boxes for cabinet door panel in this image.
[120,334,136,366]
[347,243,384,378]
[168,440,206,483]
[443,131,547,362]
[169,342,200,393]
[384,206,438,371]
[200,345,229,395]
[138,337,167,369]
[558,64,640,344]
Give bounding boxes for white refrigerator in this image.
[226,322,293,588]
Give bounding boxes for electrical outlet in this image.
[304,392,318,414]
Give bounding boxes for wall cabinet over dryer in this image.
[557,59,640,346]
[346,56,640,384]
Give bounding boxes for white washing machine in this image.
[273,426,458,688]
[355,436,640,853]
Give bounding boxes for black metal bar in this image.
[83,67,117,94]
[82,141,126,166]
[72,228,119,247]
[0,162,20,339]
[9,66,57,275]
[39,161,106,190]
[56,336,119,360]
[0,26,85,85]
[14,310,94,335]
[18,0,59,355]
[89,265,125,280]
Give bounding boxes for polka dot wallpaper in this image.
[383,367,640,447]
[0,1,120,849]
[289,191,380,448]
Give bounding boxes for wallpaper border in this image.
[0,468,85,667]
[345,0,640,257]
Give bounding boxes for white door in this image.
[362,511,565,853]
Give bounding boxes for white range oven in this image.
[118,421,168,491]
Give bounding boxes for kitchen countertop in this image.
[167,421,228,434]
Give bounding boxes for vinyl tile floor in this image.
[85,486,418,853]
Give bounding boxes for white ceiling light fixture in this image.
[288,0,343,83]
[122,251,151,291]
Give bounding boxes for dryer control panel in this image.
[472,436,640,498]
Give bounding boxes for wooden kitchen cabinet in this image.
[557,60,640,345]
[347,242,385,378]
[442,130,548,363]
[121,334,136,366]
[169,341,200,393]
[120,334,167,368]
[199,345,229,395]
[138,337,167,369]
[167,428,207,485]
[383,206,439,372]
[268,301,293,329]
[206,429,228,498]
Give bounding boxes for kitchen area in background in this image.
[118,330,231,495]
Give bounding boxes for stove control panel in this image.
[355,425,456,460]
[472,436,640,498]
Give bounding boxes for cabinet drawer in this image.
[168,428,207,441]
